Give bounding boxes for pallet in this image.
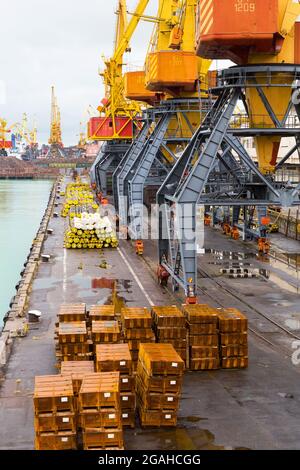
[151,306,186,328]
[78,408,122,429]
[121,410,136,429]
[136,387,179,411]
[120,392,136,410]
[121,307,152,329]
[95,344,132,373]
[123,328,155,340]
[58,303,86,323]
[35,431,77,450]
[189,323,218,335]
[34,411,77,434]
[217,308,248,333]
[156,327,187,340]
[138,409,177,428]
[190,346,219,359]
[189,334,219,347]
[58,322,88,344]
[89,305,116,322]
[79,372,120,409]
[182,304,219,324]
[221,357,248,369]
[82,428,123,449]
[221,345,248,357]
[220,332,248,345]
[34,376,74,414]
[119,374,136,392]
[136,362,183,394]
[139,344,185,376]
[56,341,93,355]
[189,358,220,371]
[91,320,121,343]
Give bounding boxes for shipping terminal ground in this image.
[1,0,300,453]
[0,177,300,450]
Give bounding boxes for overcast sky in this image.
[0,0,157,146]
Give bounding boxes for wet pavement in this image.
[0,186,300,449]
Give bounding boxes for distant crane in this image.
[0,119,12,156]
[47,86,65,158]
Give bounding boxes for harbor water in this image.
[0,180,53,322]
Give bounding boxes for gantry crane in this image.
[113,0,212,255]
[89,0,152,196]
[47,86,65,158]
[157,0,300,303]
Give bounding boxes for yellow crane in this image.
[49,86,63,146]
[88,0,150,141]
[0,118,12,153]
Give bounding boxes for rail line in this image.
[197,265,300,358]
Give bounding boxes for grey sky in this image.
[0,0,157,146]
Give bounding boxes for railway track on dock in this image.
[197,266,300,358]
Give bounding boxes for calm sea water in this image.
[0,180,52,322]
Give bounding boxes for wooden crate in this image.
[58,303,86,323]
[182,304,219,324]
[82,428,123,450]
[217,309,248,333]
[95,344,132,373]
[58,322,88,344]
[136,364,182,394]
[221,345,248,357]
[35,431,77,450]
[123,328,155,340]
[189,334,219,347]
[56,352,93,362]
[57,342,92,355]
[221,357,248,369]
[34,376,74,414]
[138,344,185,376]
[158,338,187,349]
[34,412,76,434]
[151,306,186,328]
[89,305,115,322]
[79,372,120,409]
[189,323,218,335]
[121,307,152,329]
[190,358,220,370]
[92,321,121,343]
[120,392,135,410]
[139,409,177,427]
[137,387,179,411]
[156,327,187,340]
[61,361,95,394]
[79,408,121,429]
[190,346,219,359]
[120,374,136,392]
[220,332,248,345]
[121,410,135,428]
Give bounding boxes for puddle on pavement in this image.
[285,317,300,330]
[33,277,59,289]
[91,278,132,312]
[126,425,250,451]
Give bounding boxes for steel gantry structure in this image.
[157,0,300,303]
[112,0,211,254]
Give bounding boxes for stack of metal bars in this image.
[136,343,184,427]
[182,304,220,370]
[34,376,77,450]
[151,305,188,366]
[217,308,248,369]
[95,343,136,428]
[121,307,155,369]
[78,372,124,450]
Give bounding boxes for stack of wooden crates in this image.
[217,308,248,369]
[78,372,124,450]
[182,304,220,370]
[55,303,91,364]
[121,307,155,369]
[151,306,188,366]
[95,343,136,428]
[136,344,184,427]
[34,375,77,450]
